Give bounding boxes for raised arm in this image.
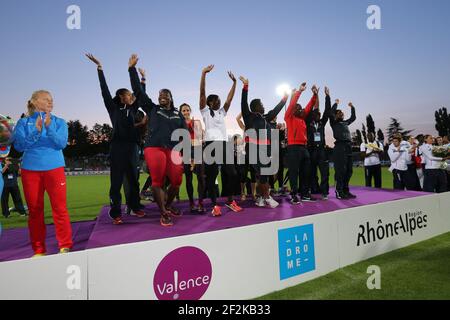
[236,113,246,131]
[345,102,356,125]
[223,71,237,113]
[200,65,214,110]
[329,98,340,125]
[138,68,147,93]
[307,86,320,123]
[239,76,251,123]
[301,85,319,119]
[266,94,288,122]
[128,55,156,113]
[86,53,115,113]
[284,82,306,121]
[321,87,331,126]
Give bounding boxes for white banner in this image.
[337,194,444,268]
[0,251,88,300]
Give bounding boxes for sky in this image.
[1,0,450,142]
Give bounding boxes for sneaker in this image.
[190,204,199,213]
[160,214,173,227]
[226,200,243,212]
[255,197,265,207]
[112,216,124,225]
[129,209,146,218]
[301,195,317,202]
[211,205,222,217]
[346,192,357,199]
[32,253,46,258]
[322,194,329,200]
[335,191,349,200]
[264,196,279,208]
[59,248,70,254]
[241,194,247,201]
[166,206,182,217]
[290,194,301,205]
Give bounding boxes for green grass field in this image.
[0,167,394,230]
[258,232,450,300]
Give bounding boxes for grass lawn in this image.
[1,167,393,229]
[258,232,450,300]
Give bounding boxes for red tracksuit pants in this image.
[21,167,73,254]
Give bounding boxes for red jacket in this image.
[284,90,317,146]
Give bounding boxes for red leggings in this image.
[21,167,73,254]
[144,147,183,188]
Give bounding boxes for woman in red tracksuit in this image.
[13,90,72,257]
[284,83,318,205]
[128,55,186,227]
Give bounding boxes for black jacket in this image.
[98,69,140,144]
[129,67,186,149]
[241,87,286,144]
[328,102,356,144]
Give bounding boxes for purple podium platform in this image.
[0,187,428,263]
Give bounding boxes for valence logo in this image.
[278,224,316,280]
[153,246,212,300]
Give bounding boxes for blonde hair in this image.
[27,90,51,116]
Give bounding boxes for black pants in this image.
[309,147,330,195]
[393,169,408,190]
[333,142,353,194]
[123,159,142,208]
[287,145,311,196]
[1,184,26,217]
[275,147,287,189]
[141,175,152,192]
[204,141,237,205]
[406,164,422,191]
[240,143,257,184]
[423,169,448,193]
[184,163,205,204]
[109,141,141,218]
[364,164,382,188]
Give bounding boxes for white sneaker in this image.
[264,196,279,208]
[255,197,265,207]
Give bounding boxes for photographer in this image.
[1,157,27,218]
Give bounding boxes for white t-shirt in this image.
[360,141,383,166]
[201,107,228,142]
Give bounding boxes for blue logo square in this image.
[278,224,316,280]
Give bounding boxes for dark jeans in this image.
[309,147,330,195]
[287,145,311,196]
[406,164,422,191]
[109,141,141,218]
[333,142,353,194]
[364,164,382,188]
[423,169,448,193]
[392,169,408,190]
[1,184,26,217]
